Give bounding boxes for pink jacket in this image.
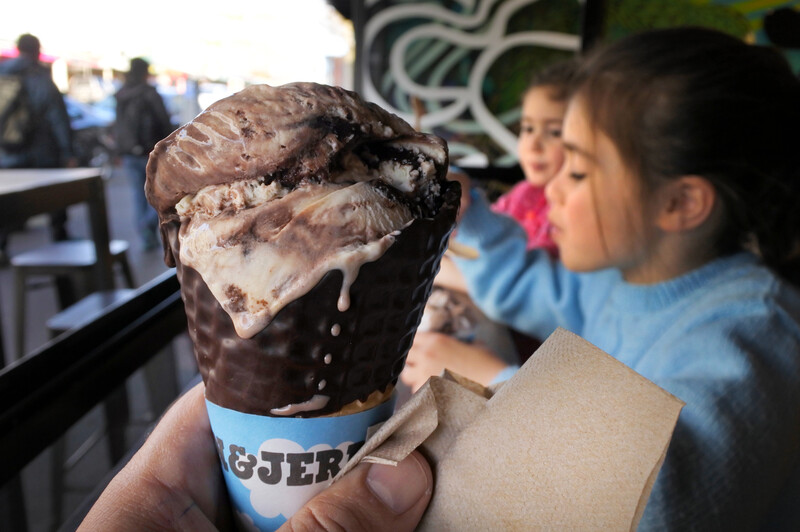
[491,181,557,256]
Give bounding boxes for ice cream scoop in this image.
[146,82,459,417]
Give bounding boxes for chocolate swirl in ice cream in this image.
[146,82,459,417]
[146,82,439,229]
[148,83,448,338]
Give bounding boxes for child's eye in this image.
[569,172,587,181]
[520,124,563,143]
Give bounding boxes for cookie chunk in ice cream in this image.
[146,82,459,417]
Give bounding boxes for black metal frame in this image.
[581,0,606,52]
[0,269,187,486]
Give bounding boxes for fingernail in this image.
[366,454,430,514]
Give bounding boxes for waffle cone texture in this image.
[168,180,460,417]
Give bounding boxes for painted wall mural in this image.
[604,0,800,70]
[360,0,582,166]
[359,0,799,168]
[601,0,800,92]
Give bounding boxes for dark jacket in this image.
[114,82,173,156]
[0,56,74,168]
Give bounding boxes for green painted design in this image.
[605,0,751,41]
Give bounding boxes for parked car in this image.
[64,96,115,168]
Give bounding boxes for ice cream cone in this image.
[146,82,458,530]
[165,180,459,417]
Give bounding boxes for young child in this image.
[402,27,800,528]
[433,61,576,295]
[491,59,577,255]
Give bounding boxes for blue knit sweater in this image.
[452,191,800,530]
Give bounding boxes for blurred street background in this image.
[1,2,354,530]
[1,0,355,360]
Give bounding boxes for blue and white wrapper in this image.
[206,394,396,532]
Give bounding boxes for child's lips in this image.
[547,215,561,238]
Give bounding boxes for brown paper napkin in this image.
[337,328,684,530]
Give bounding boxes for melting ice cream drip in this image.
[173,128,443,340]
[177,178,415,338]
[270,395,331,416]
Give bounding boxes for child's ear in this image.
[656,176,717,232]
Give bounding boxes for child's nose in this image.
[530,133,546,150]
[545,166,566,204]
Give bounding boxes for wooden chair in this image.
[10,239,135,358]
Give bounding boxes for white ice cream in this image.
[176,176,416,338]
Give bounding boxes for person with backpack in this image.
[114,57,174,250]
[0,33,77,260]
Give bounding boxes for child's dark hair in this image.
[575,27,800,284]
[525,58,580,102]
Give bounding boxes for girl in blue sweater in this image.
[402,27,800,529]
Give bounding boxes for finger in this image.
[414,330,436,343]
[144,383,233,529]
[146,383,219,491]
[280,451,432,532]
[79,382,231,531]
[417,331,451,348]
[400,368,428,393]
[399,367,418,388]
[409,332,437,356]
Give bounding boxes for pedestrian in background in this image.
[0,33,77,260]
[114,57,173,250]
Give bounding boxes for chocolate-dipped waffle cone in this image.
[146,81,458,530]
[147,82,459,419]
[168,180,459,417]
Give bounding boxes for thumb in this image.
[279,451,432,532]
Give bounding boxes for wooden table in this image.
[0,168,115,365]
